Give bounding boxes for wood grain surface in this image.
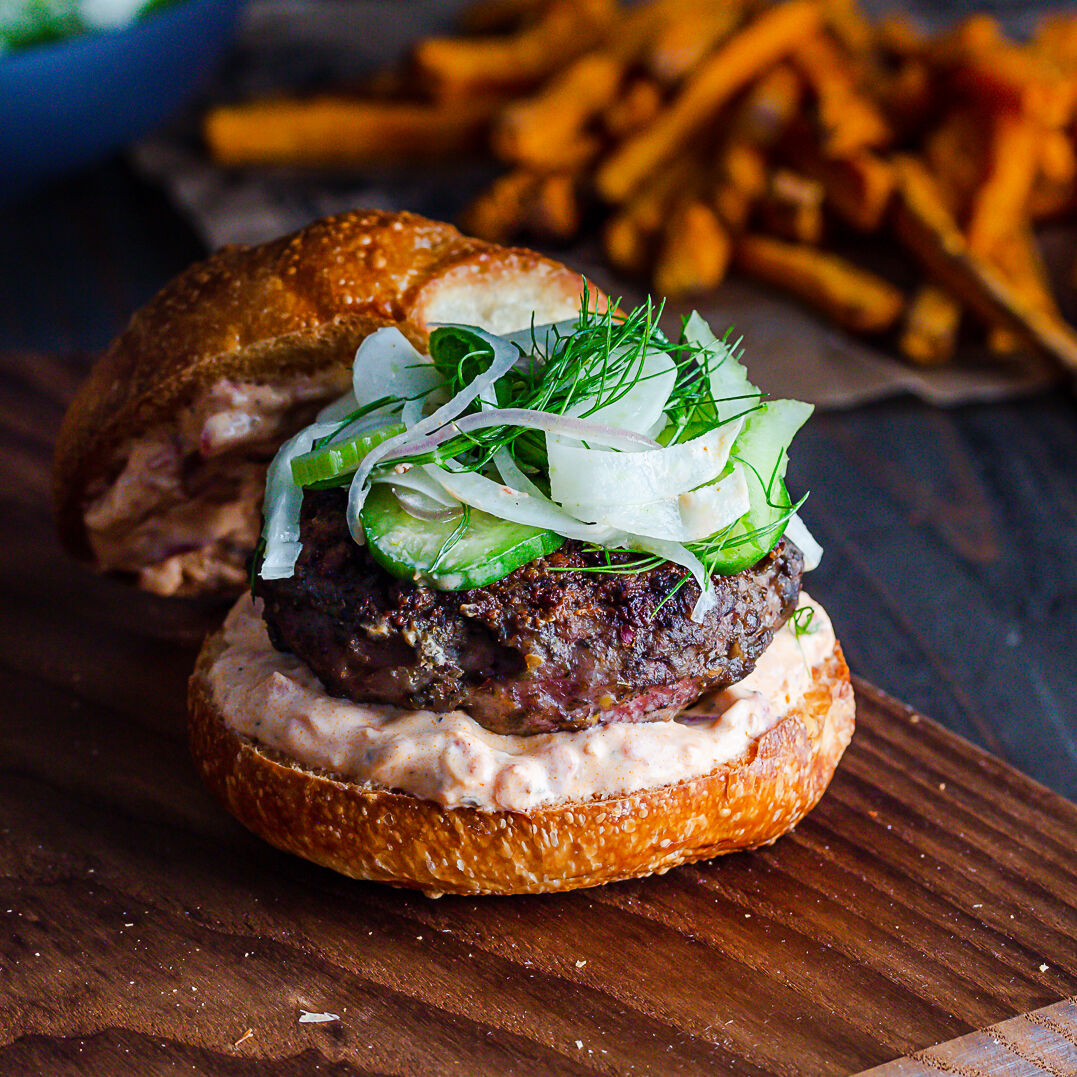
[860,998,1077,1076]
[1,348,1076,1075]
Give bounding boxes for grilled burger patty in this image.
[255,489,804,736]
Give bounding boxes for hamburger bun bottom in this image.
[188,620,855,897]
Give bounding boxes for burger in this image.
[54,210,854,896]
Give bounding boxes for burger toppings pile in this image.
[257,298,819,615]
[252,300,821,735]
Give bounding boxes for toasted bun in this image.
[54,210,588,569]
[187,624,855,897]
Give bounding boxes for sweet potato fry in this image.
[603,154,708,273]
[718,141,769,200]
[493,52,623,169]
[933,13,1004,58]
[603,77,663,139]
[713,186,752,234]
[712,141,768,231]
[729,63,803,148]
[1038,126,1077,188]
[415,0,613,96]
[892,155,1077,375]
[655,202,731,297]
[646,5,743,86]
[875,15,925,58]
[459,170,540,244]
[819,0,873,57]
[966,112,1039,259]
[1035,12,1077,62]
[596,0,823,203]
[608,0,725,64]
[900,285,961,365]
[759,168,825,244]
[944,43,1072,127]
[204,98,493,167]
[992,227,1059,316]
[987,226,1060,354]
[961,111,1037,352]
[527,173,581,240]
[923,110,989,216]
[1029,127,1077,220]
[792,32,891,157]
[876,58,933,137]
[603,213,650,276]
[986,325,1022,356]
[735,234,904,333]
[815,152,894,232]
[623,153,708,235]
[783,126,894,231]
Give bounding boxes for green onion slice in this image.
[291,423,405,487]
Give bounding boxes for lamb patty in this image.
[255,488,803,735]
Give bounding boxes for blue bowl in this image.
[0,0,242,202]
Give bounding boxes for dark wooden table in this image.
[2,160,1076,1075]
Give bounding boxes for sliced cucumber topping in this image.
[362,484,564,590]
[706,399,812,574]
[290,423,405,487]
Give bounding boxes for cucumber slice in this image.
[706,399,812,574]
[290,423,405,487]
[362,484,564,590]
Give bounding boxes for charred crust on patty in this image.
[254,488,804,736]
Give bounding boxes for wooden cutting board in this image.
[1,351,1075,1075]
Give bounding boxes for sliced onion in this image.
[379,408,657,463]
[462,408,658,450]
[393,488,462,522]
[424,465,621,543]
[352,327,441,412]
[548,418,743,507]
[492,446,544,499]
[784,513,823,571]
[345,327,520,541]
[562,465,749,543]
[259,421,339,580]
[401,397,425,427]
[370,468,460,508]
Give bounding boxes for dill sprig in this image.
[791,606,816,638]
[382,288,759,483]
[430,504,472,572]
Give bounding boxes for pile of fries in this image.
[205,0,1077,373]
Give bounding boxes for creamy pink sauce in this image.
[84,375,344,594]
[208,593,837,812]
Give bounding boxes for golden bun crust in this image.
[53,209,587,560]
[188,627,855,897]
